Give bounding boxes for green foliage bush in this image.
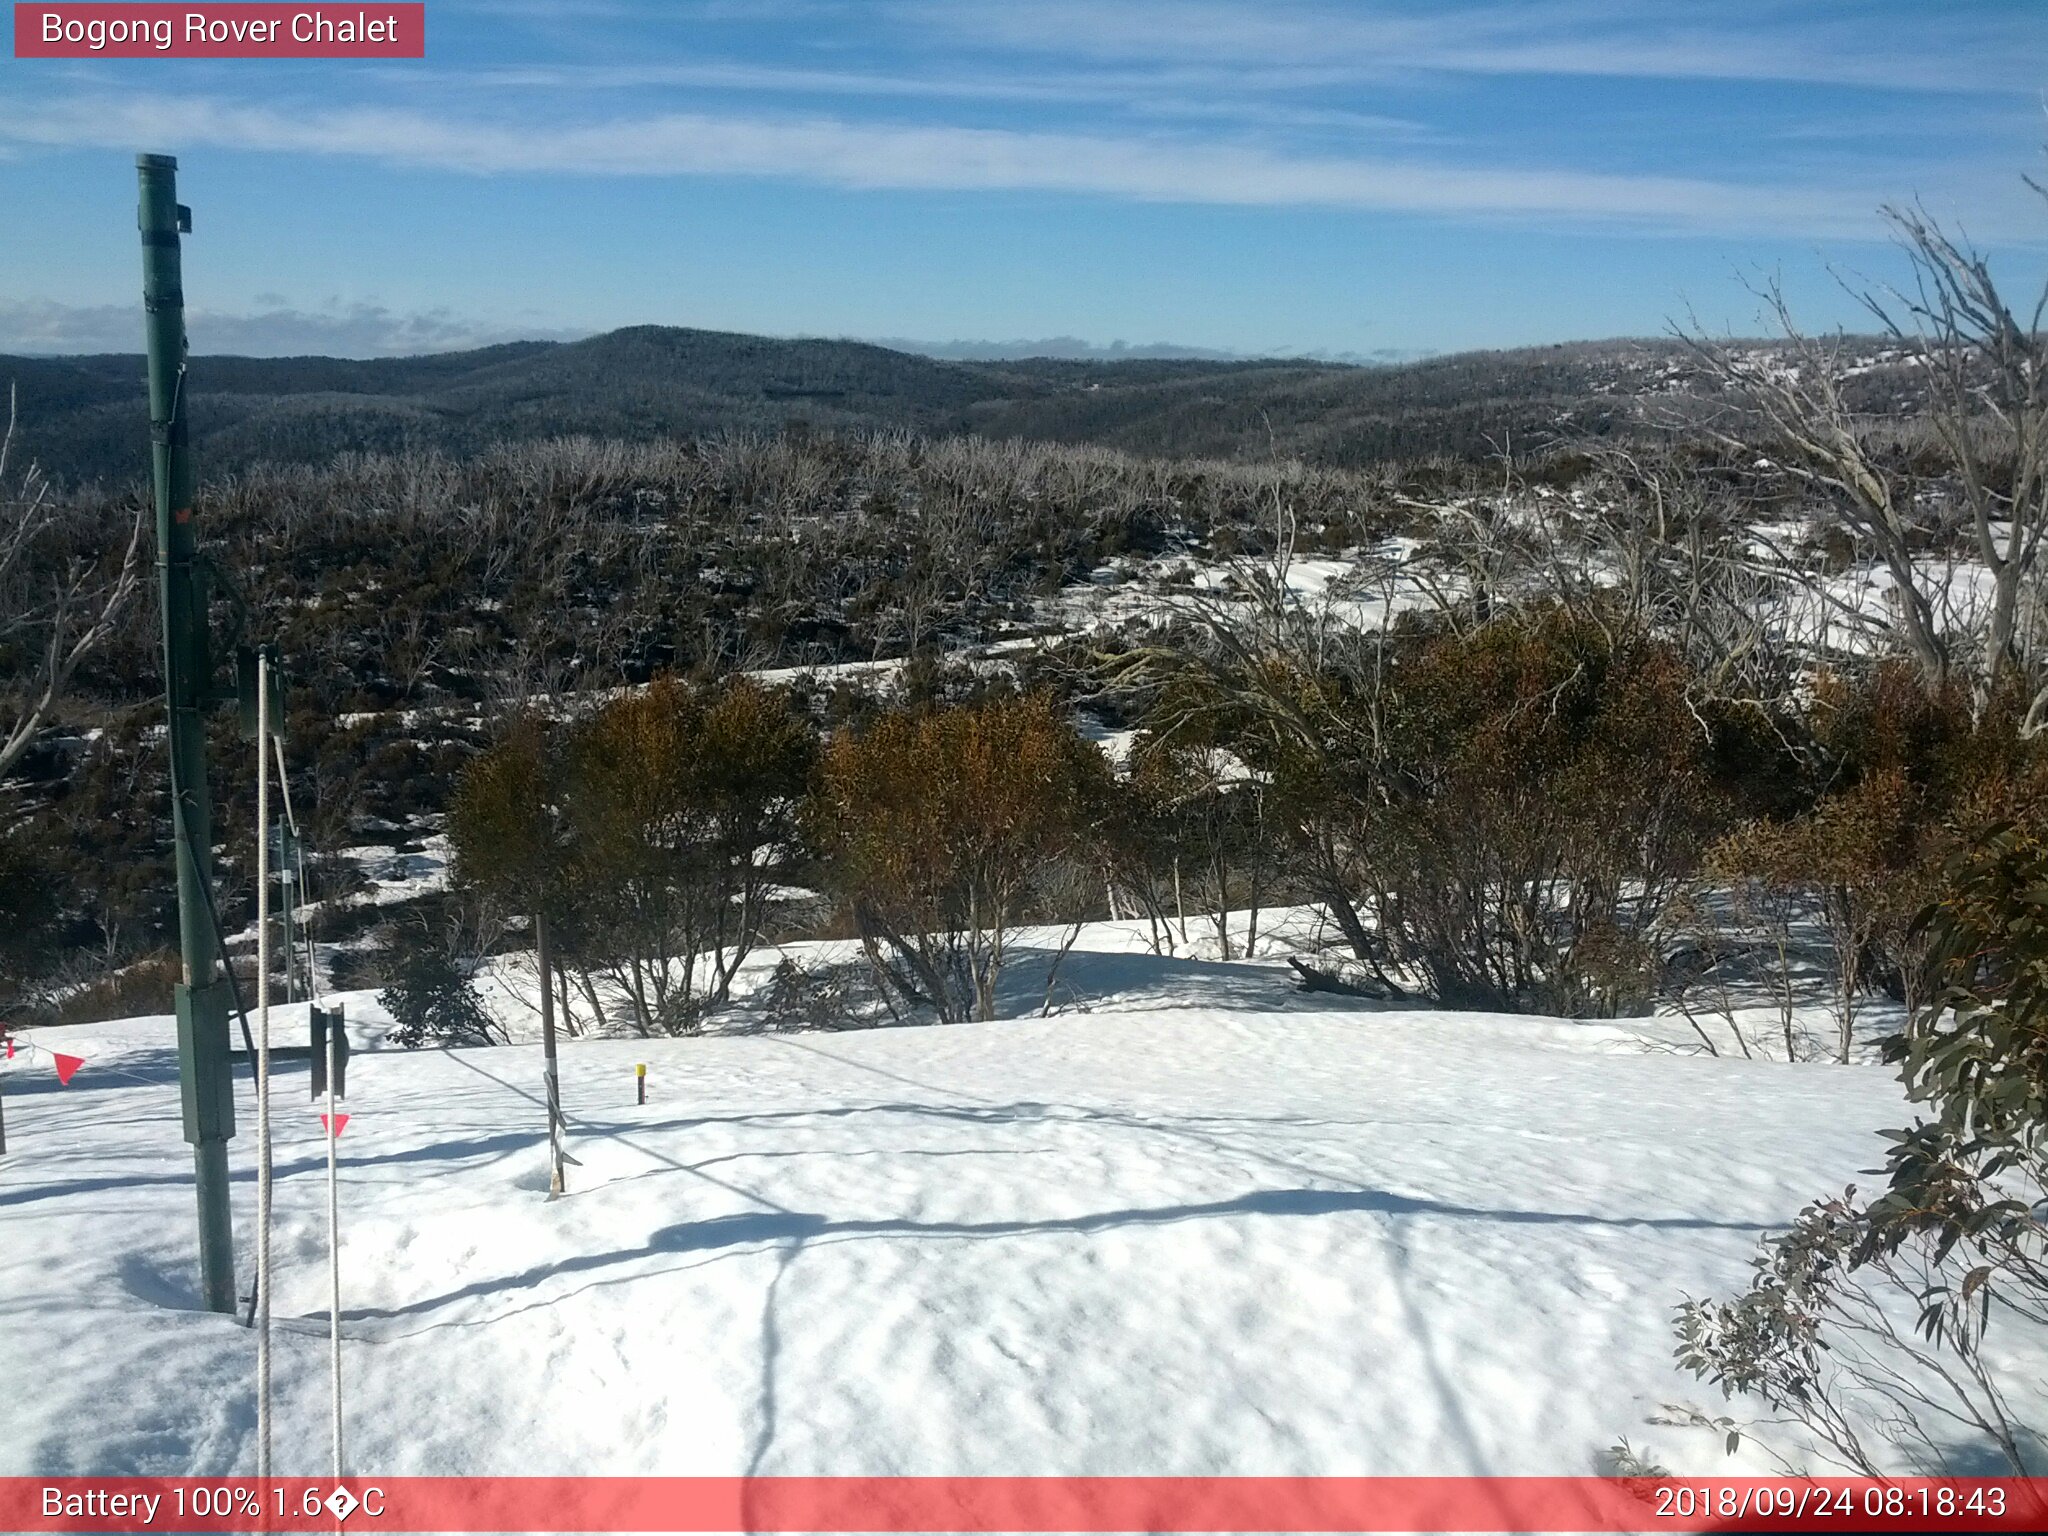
[1674,815,2048,1474]
[377,916,503,1050]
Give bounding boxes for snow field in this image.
[0,938,1931,1481]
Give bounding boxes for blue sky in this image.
[3,0,2047,358]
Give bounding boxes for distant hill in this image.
[875,336,1433,365]
[2,325,1710,486]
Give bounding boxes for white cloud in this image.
[0,93,1899,238]
[919,0,2046,95]
[0,298,586,357]
[428,58,1434,139]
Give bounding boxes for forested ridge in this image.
[3,325,1886,486]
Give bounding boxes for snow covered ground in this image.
[0,931,2006,1481]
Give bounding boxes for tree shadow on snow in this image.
[997,945,1363,1018]
[330,1185,1771,1326]
[0,1126,549,1209]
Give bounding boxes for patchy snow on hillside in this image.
[1,924,1982,1483]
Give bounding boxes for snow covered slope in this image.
[0,948,1927,1479]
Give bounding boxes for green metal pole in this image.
[140,154,237,1316]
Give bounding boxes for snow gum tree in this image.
[447,712,577,1040]
[1685,190,2048,733]
[450,680,817,1037]
[450,713,568,929]
[565,676,814,1033]
[0,387,142,782]
[813,692,1113,1022]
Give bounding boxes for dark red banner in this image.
[5,1476,2048,1533]
[13,4,424,58]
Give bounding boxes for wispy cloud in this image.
[426,58,1432,137]
[418,59,1126,104]
[0,93,1897,238]
[921,0,2045,95]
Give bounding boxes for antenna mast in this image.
[139,153,238,1315]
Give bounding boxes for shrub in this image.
[1263,607,1726,1015]
[1707,771,1926,1060]
[449,714,567,920]
[447,712,588,1030]
[377,916,503,1049]
[1114,725,1276,960]
[813,692,1112,1022]
[0,826,62,1019]
[1672,819,2048,1475]
[40,953,181,1028]
[1702,668,2048,1057]
[1877,821,2048,1268]
[564,676,814,1032]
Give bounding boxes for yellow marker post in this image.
[636,1062,646,1106]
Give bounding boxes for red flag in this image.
[51,1053,85,1086]
[321,1112,350,1137]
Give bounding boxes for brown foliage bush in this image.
[449,678,815,1036]
[1243,605,1728,1015]
[1371,609,1725,1014]
[813,692,1112,1021]
[1706,664,2048,1056]
[567,676,815,1031]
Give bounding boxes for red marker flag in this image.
[4,1034,14,1058]
[321,1112,349,1137]
[51,1052,84,1085]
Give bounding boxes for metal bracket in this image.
[310,1007,349,1102]
[235,644,287,739]
[196,553,254,713]
[197,551,251,639]
[176,981,237,1145]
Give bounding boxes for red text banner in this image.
[5,1476,2048,1533]
[14,5,425,58]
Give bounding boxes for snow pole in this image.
[636,1062,646,1106]
[272,733,316,1003]
[141,153,239,1317]
[255,649,274,1481]
[537,909,566,1198]
[324,1004,344,1479]
[280,825,295,1004]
